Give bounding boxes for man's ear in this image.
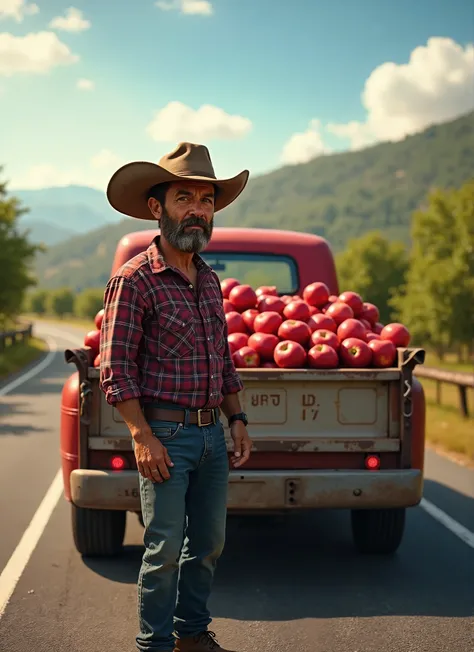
[148,197,162,220]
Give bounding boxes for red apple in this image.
[84,329,101,357]
[280,295,294,305]
[232,346,260,368]
[338,291,363,316]
[223,299,235,314]
[373,322,384,335]
[229,284,258,312]
[257,295,286,314]
[365,332,381,343]
[221,278,240,299]
[359,302,380,325]
[94,309,104,330]
[308,305,320,315]
[303,282,330,308]
[380,323,411,347]
[274,340,307,368]
[226,311,246,334]
[328,295,339,302]
[369,339,397,367]
[360,319,372,331]
[307,313,337,334]
[339,337,372,368]
[262,361,278,368]
[228,332,249,353]
[307,343,339,368]
[292,295,302,301]
[256,285,278,297]
[278,319,312,346]
[283,300,311,321]
[337,318,367,342]
[241,308,259,332]
[248,332,279,361]
[326,301,354,325]
[253,311,283,335]
[310,329,339,350]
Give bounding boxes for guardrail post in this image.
[459,386,469,418]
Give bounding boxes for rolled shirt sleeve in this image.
[99,275,146,405]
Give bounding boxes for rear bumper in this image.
[69,468,423,511]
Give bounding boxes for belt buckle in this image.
[197,408,215,427]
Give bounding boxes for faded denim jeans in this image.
[135,409,229,651]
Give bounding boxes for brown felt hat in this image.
[106,141,249,220]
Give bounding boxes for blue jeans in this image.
[135,413,229,651]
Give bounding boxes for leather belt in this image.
[144,406,218,427]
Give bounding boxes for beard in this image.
[159,209,213,253]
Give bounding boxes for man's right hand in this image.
[132,429,174,483]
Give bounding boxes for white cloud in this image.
[146,101,252,142]
[0,0,39,22]
[0,31,78,76]
[10,150,126,190]
[49,7,90,32]
[327,37,474,149]
[280,119,330,165]
[155,0,213,16]
[76,77,94,90]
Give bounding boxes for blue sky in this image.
[1,0,473,191]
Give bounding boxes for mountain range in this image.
[18,110,474,292]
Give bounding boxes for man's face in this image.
[155,181,215,253]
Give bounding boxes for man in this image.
[100,142,252,652]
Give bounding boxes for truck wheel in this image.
[71,505,126,557]
[351,508,405,554]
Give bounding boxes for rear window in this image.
[201,252,299,295]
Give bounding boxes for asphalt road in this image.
[0,320,473,652]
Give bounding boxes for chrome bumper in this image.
[69,468,423,511]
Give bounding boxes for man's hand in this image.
[230,421,252,468]
[133,428,174,483]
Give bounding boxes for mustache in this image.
[178,216,210,231]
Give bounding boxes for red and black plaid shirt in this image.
[99,236,243,409]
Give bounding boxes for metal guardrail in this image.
[0,324,33,353]
[415,365,474,418]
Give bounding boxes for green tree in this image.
[0,170,43,328]
[74,288,104,320]
[46,288,75,318]
[26,289,49,315]
[335,231,409,324]
[390,180,474,359]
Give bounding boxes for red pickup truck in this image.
[61,227,426,558]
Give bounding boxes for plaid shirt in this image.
[99,236,243,409]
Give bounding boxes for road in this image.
[0,320,473,652]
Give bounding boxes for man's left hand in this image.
[230,421,252,468]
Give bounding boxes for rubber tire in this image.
[72,505,126,557]
[351,508,406,554]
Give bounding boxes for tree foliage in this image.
[46,288,75,318]
[390,179,474,358]
[74,288,104,319]
[0,171,43,328]
[335,231,408,324]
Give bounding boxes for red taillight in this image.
[365,454,381,471]
[111,455,127,470]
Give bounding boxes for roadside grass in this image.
[422,378,474,463]
[424,350,473,373]
[0,337,48,380]
[20,313,95,331]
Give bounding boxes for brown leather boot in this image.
[173,630,237,652]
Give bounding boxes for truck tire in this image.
[351,508,405,554]
[72,505,126,557]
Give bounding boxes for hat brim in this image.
[106,161,249,220]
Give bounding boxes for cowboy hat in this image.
[106,141,249,220]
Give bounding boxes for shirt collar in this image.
[147,235,212,275]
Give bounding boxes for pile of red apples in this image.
[221,279,411,370]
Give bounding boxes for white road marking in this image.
[0,469,64,618]
[420,498,474,549]
[0,336,57,397]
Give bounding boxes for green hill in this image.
[32,111,474,291]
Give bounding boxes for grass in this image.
[0,337,48,380]
[20,313,95,330]
[423,350,474,373]
[421,378,474,464]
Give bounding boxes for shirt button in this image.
[189,284,194,289]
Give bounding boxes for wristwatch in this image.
[228,412,248,427]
